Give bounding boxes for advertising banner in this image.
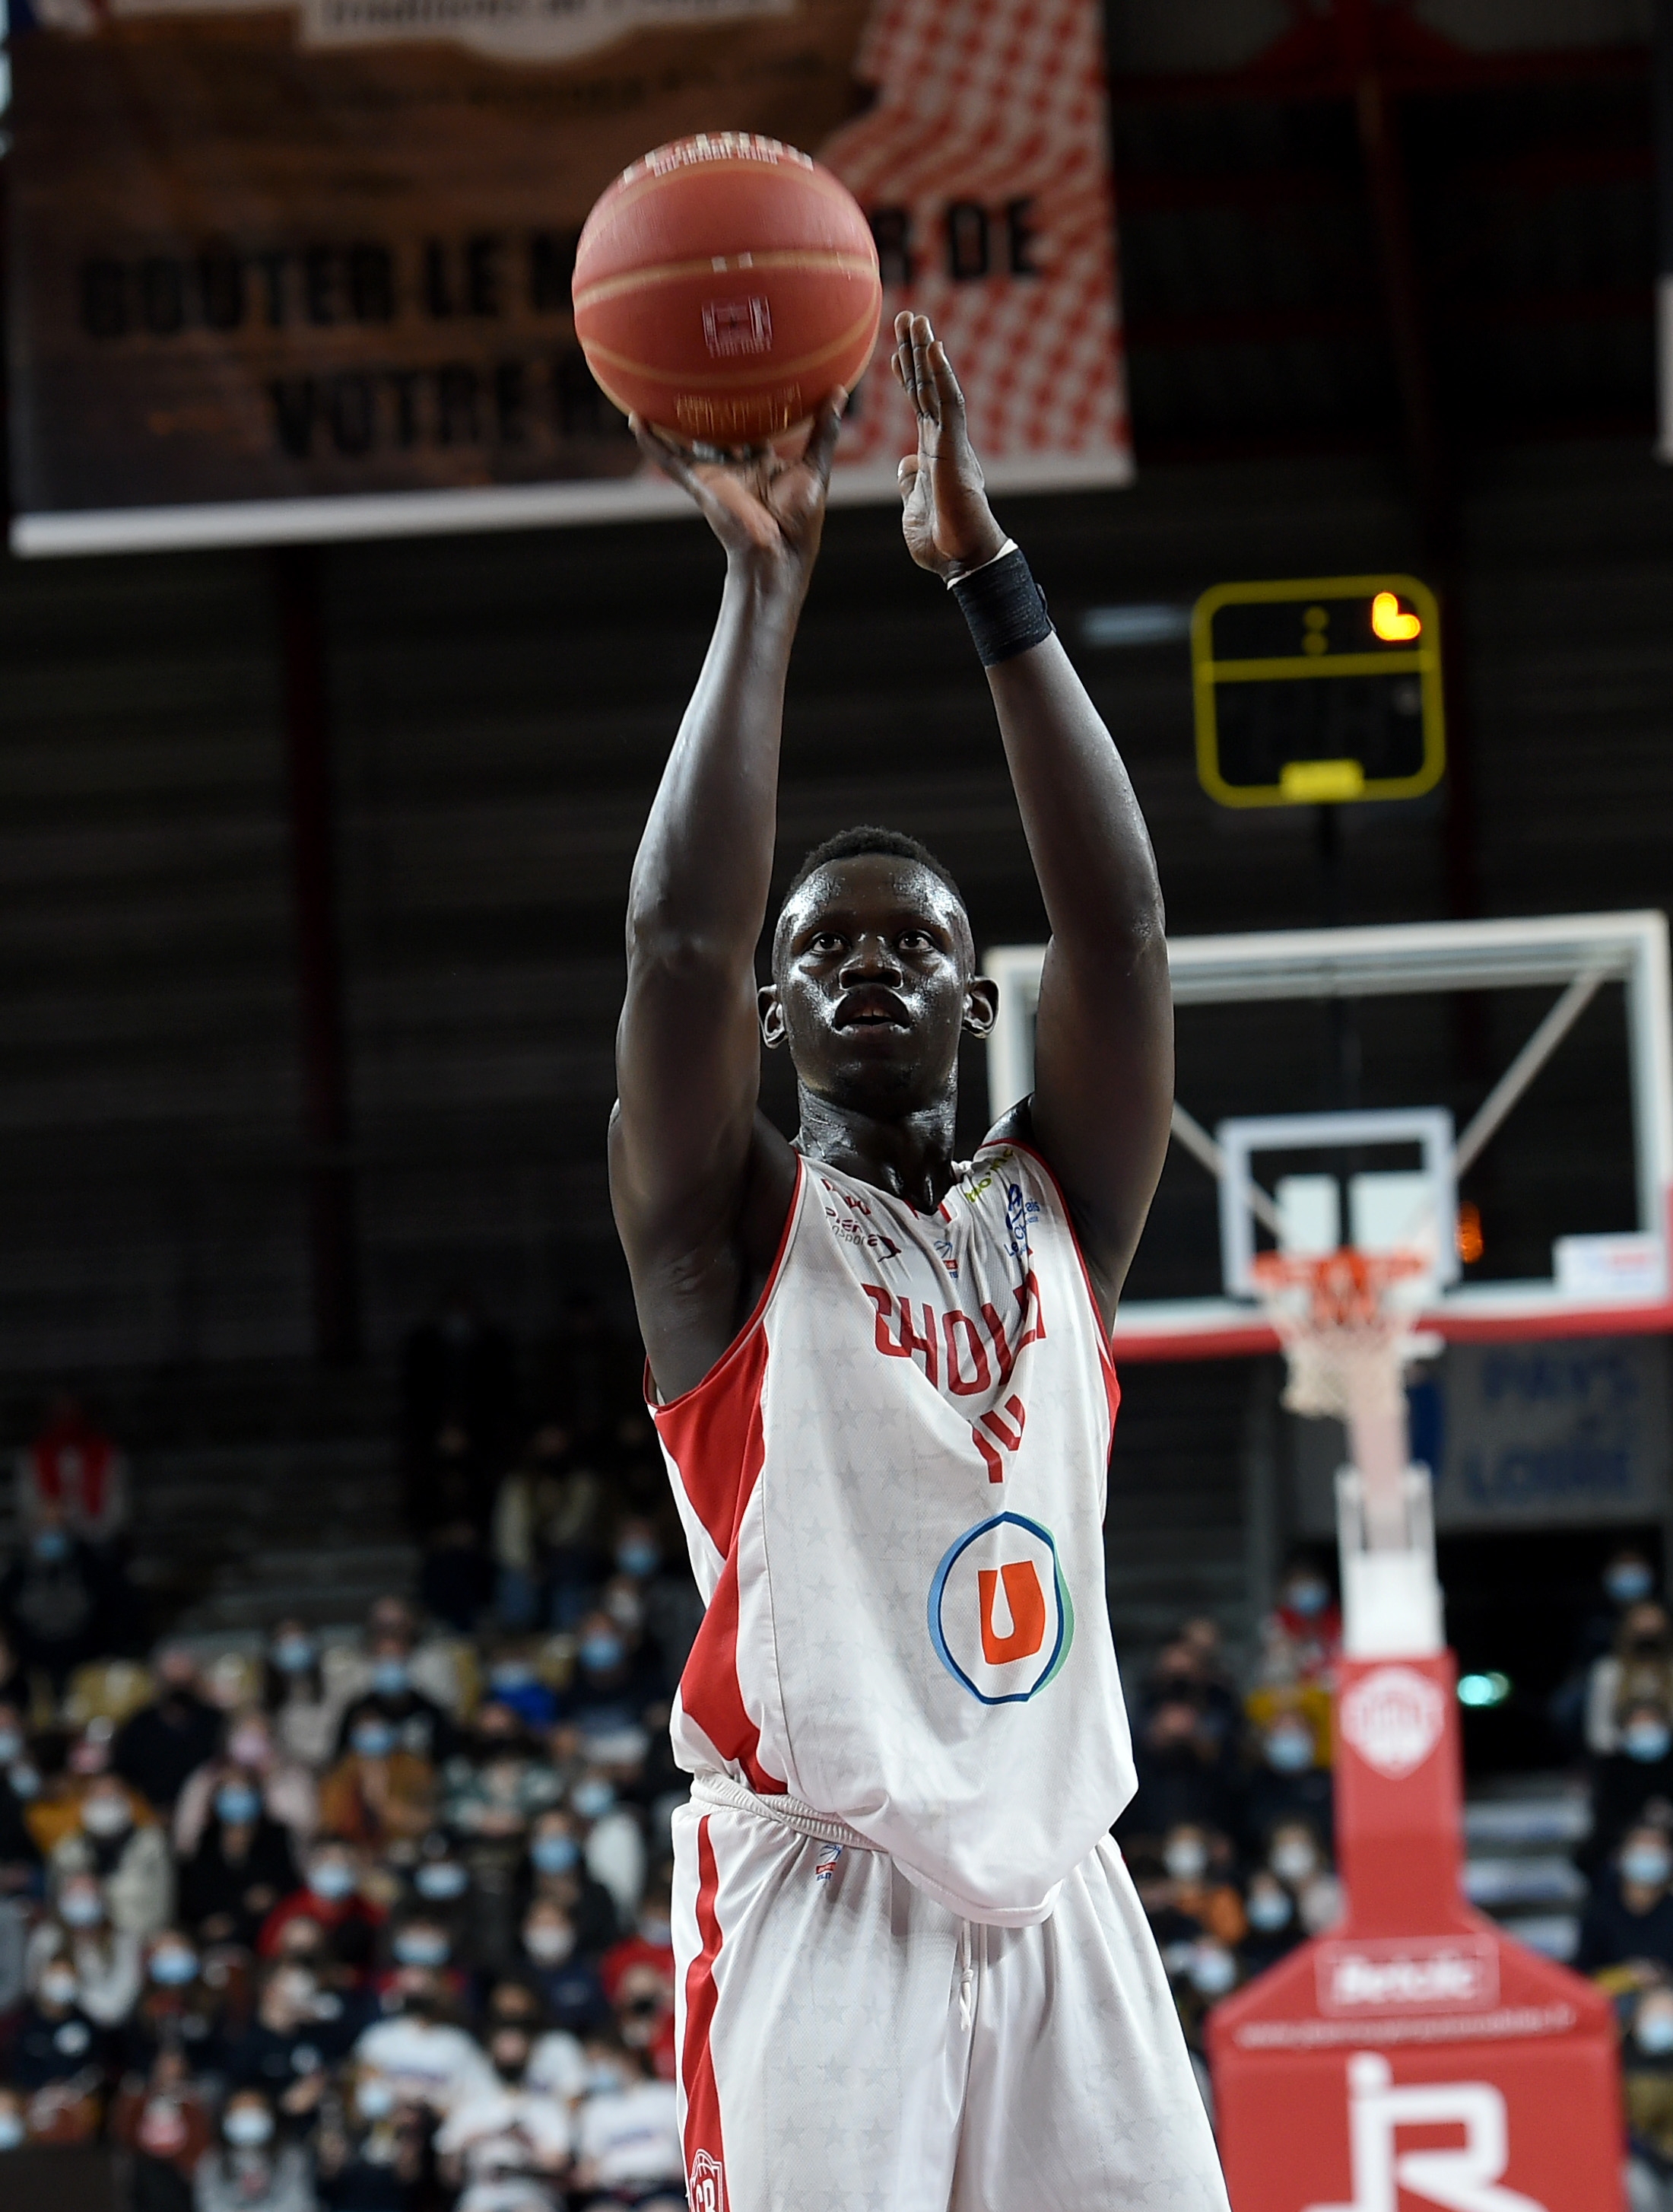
[5,0,1130,554]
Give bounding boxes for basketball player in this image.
[611,313,1230,2210]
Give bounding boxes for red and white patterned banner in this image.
[8,0,1127,553]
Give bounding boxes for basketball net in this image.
[1252,1247,1430,1549]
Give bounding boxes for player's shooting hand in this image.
[893,312,1008,580]
[630,391,846,593]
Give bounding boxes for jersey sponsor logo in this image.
[973,1394,1027,1483]
[1004,1179,1039,1261]
[690,2148,726,2212]
[928,1511,1074,1705]
[863,1272,1046,1396]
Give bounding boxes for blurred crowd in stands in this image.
[5,1291,1673,2204]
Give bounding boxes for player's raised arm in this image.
[894,313,1173,1326]
[609,397,846,1401]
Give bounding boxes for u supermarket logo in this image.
[928,1511,1074,1705]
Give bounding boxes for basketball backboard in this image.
[983,911,1673,1359]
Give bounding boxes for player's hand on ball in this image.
[630,392,846,590]
[893,313,1008,580]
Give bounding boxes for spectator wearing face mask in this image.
[176,1711,318,1859]
[0,1509,121,1693]
[259,1844,386,1978]
[1262,1819,1341,1937]
[335,1651,459,1769]
[519,1809,620,1955]
[122,1928,227,2077]
[180,1768,301,1949]
[352,1964,495,2116]
[1623,1985,1673,2192]
[570,1771,646,1930]
[1576,1824,1673,1974]
[443,1707,563,1840]
[481,1650,559,1734]
[47,1769,175,1937]
[194,2090,316,2212]
[481,1978,587,2105]
[435,2021,573,2211]
[1240,1870,1303,1972]
[1141,1633,1243,1754]
[226,1959,357,2100]
[1590,1699,1673,1872]
[1119,1692,1240,1847]
[1144,1825,1246,1949]
[1258,1552,1342,1692]
[16,1394,131,1551]
[319,1715,435,1850]
[263,1624,340,1771]
[314,2068,425,2212]
[600,1874,675,1999]
[570,2033,684,2204]
[1239,1705,1334,1861]
[408,1835,474,1940]
[518,1901,610,2034]
[609,1515,703,1689]
[374,1914,469,2017]
[26,1869,143,2024]
[1589,1603,1673,1758]
[113,1649,224,1816]
[110,2047,217,2212]
[558,1611,662,1737]
[0,1703,43,1893]
[326,1596,465,1725]
[10,1954,111,2135]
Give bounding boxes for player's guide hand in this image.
[630,393,846,591]
[892,310,1011,583]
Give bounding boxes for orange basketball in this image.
[572,133,882,447]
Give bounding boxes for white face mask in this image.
[1246,1883,1294,1932]
[82,1794,132,1838]
[1622,1846,1672,1889]
[224,2107,275,2148]
[1163,1839,1208,1883]
[41,1969,80,2008]
[1189,1943,1238,1997]
[1270,1839,1319,1886]
[60,1890,104,1928]
[1640,2005,1673,2055]
[524,1921,576,1965]
[0,2110,24,2150]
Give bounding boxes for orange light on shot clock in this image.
[1456,1200,1484,1265]
[1371,590,1422,641]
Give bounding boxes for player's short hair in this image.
[773,826,974,980]
[782,825,965,909]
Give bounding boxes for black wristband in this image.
[948,545,1053,667]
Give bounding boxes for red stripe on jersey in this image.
[657,1324,769,1558]
[650,1164,802,1556]
[679,1546,787,1794]
[681,1815,728,2205]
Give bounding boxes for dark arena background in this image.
[2,0,1673,2206]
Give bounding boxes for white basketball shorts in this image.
[670,1792,1231,2212]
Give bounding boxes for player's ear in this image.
[962,976,998,1038]
[758,984,786,1049]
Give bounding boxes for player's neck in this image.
[795,1087,958,1215]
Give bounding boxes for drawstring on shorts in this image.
[957,1919,976,2032]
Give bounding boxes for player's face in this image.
[762,856,995,1113]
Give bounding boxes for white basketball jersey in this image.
[650,1136,1137,1925]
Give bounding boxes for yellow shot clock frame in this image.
[1191,574,1446,808]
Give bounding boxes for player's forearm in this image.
[986,634,1166,966]
[625,562,801,972]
